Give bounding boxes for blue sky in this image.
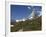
[11,5,42,20]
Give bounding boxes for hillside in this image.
[11,16,42,32]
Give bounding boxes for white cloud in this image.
[22,19,26,21]
[16,19,26,22]
[29,17,33,19]
[27,7,31,9]
[16,20,20,22]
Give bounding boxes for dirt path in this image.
[18,29,23,32]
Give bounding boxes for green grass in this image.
[11,16,42,32]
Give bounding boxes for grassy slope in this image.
[11,16,42,32]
